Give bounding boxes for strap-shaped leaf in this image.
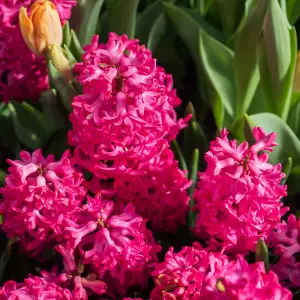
[199,29,235,120]
[234,0,269,116]
[108,0,140,39]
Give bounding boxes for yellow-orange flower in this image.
[19,0,62,56]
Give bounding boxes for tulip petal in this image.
[19,7,37,55]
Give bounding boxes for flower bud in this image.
[49,45,73,81]
[19,0,63,56]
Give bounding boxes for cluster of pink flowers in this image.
[268,214,300,287]
[0,149,86,255]
[0,276,74,299]
[0,269,108,300]
[0,151,161,298]
[57,195,161,296]
[0,28,294,298]
[69,33,190,177]
[0,0,76,102]
[193,127,288,254]
[151,243,292,299]
[113,147,191,233]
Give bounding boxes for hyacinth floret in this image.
[114,147,191,233]
[0,276,73,300]
[70,33,190,177]
[57,194,161,296]
[201,255,292,300]
[193,127,288,253]
[150,242,229,299]
[267,214,300,287]
[0,149,86,255]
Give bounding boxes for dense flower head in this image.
[0,271,108,300]
[69,33,190,177]
[57,194,161,296]
[193,127,288,254]
[0,0,76,102]
[267,214,300,287]
[114,147,191,233]
[0,149,86,255]
[151,245,291,300]
[201,255,292,300]
[150,242,229,299]
[0,276,73,300]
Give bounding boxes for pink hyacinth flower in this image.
[58,195,161,296]
[70,33,190,177]
[201,255,292,300]
[114,147,191,233]
[0,149,86,256]
[193,127,288,254]
[151,242,229,299]
[267,214,300,287]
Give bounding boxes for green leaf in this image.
[287,165,300,194]
[183,118,207,166]
[264,0,291,83]
[288,100,300,137]
[69,30,84,62]
[243,114,256,145]
[230,114,256,144]
[151,34,185,85]
[9,101,51,149]
[39,89,68,133]
[212,94,225,130]
[261,1,296,121]
[147,14,166,51]
[44,129,69,159]
[136,0,164,46]
[108,0,140,39]
[215,0,245,39]
[192,0,213,15]
[105,0,118,15]
[99,11,109,43]
[234,0,269,117]
[227,0,258,48]
[259,28,297,120]
[286,0,300,25]
[48,61,79,112]
[199,29,235,120]
[0,239,17,283]
[0,115,20,155]
[71,0,104,46]
[63,45,77,68]
[249,112,300,164]
[281,157,292,185]
[180,7,224,42]
[255,239,270,272]
[248,83,266,115]
[0,169,7,187]
[188,148,199,229]
[12,117,44,149]
[171,140,188,171]
[62,21,71,47]
[163,2,222,69]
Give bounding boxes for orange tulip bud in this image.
[19,0,62,56]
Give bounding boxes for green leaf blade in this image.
[199,29,235,119]
[108,0,140,39]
